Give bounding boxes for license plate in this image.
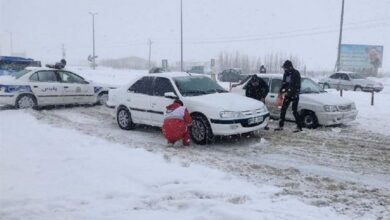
[248,116,263,125]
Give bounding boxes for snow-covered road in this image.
[2,104,386,219]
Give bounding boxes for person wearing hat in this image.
[275,60,303,132]
[245,74,270,130]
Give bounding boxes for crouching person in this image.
[162,99,192,146]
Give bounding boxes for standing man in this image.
[259,65,267,73]
[245,74,270,130]
[275,60,303,132]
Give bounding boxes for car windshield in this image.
[349,74,365,79]
[174,76,228,96]
[14,69,32,79]
[300,78,325,94]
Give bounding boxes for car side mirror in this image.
[164,92,177,99]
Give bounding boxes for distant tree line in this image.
[217,51,305,73]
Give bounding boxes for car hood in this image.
[184,92,265,111]
[301,92,353,105]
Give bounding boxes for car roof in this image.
[335,71,355,74]
[256,73,283,78]
[25,67,64,71]
[147,71,199,78]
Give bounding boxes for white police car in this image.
[0,67,112,108]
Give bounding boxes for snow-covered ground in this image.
[1,67,390,219]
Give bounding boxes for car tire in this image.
[301,111,319,129]
[97,92,108,105]
[117,106,135,130]
[323,83,330,89]
[15,94,37,109]
[354,86,362,91]
[190,115,214,145]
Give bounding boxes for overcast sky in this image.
[0,0,389,71]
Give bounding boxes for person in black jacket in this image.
[245,74,270,129]
[46,59,66,69]
[275,60,303,132]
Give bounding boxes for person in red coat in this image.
[162,99,192,146]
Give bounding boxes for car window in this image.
[128,76,154,95]
[30,73,39,81]
[174,76,227,96]
[349,74,365,79]
[270,78,282,93]
[153,77,175,96]
[31,71,58,82]
[58,71,86,83]
[262,77,270,85]
[340,74,349,80]
[15,69,32,79]
[301,78,324,93]
[330,73,338,79]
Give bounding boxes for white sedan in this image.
[0,67,112,108]
[107,72,270,145]
[231,74,358,128]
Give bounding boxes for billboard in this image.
[340,44,384,75]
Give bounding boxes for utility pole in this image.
[148,39,152,69]
[336,0,345,71]
[61,44,66,59]
[180,0,184,72]
[89,12,98,70]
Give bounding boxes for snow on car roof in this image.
[148,71,196,78]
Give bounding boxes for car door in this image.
[339,73,353,90]
[126,76,154,124]
[29,70,63,105]
[149,77,178,127]
[57,70,94,104]
[265,78,283,116]
[328,73,340,89]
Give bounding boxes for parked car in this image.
[107,72,270,145]
[0,67,113,108]
[0,56,41,76]
[187,66,211,75]
[318,71,383,92]
[218,68,248,83]
[231,74,358,128]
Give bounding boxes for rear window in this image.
[14,69,31,79]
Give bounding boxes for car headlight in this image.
[219,111,244,118]
[324,105,338,112]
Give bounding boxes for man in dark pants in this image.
[245,74,270,130]
[275,60,303,132]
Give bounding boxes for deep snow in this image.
[0,111,347,220]
[1,67,390,219]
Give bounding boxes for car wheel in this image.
[354,86,362,91]
[117,106,135,130]
[97,92,108,105]
[16,94,37,109]
[323,83,330,89]
[190,115,214,145]
[301,111,319,129]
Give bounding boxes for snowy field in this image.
[1,67,390,219]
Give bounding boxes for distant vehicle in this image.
[218,68,248,82]
[231,74,358,128]
[107,72,270,145]
[0,56,41,75]
[318,72,383,92]
[149,67,166,73]
[0,67,113,108]
[187,65,211,75]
